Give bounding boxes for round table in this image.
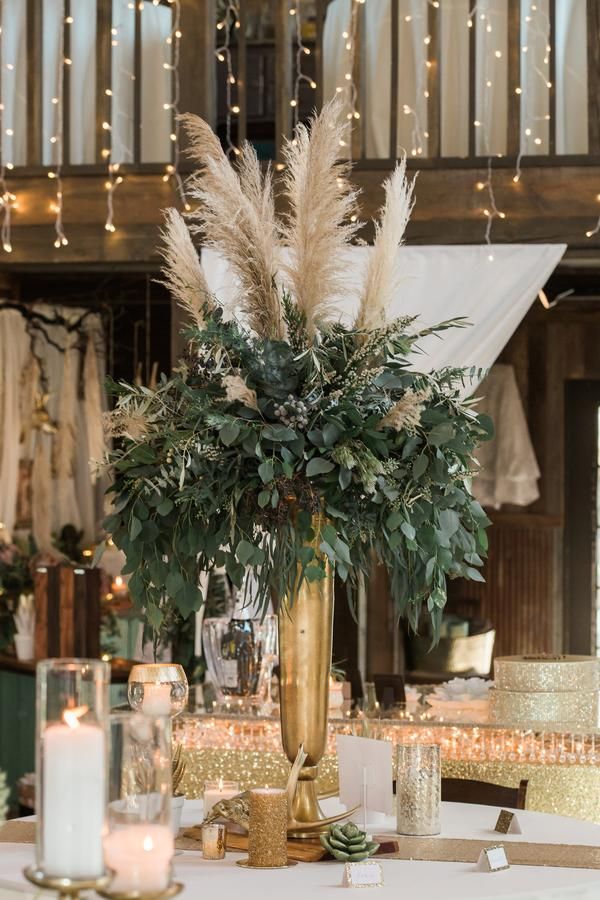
[1,800,600,900]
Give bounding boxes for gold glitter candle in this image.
[248,788,288,867]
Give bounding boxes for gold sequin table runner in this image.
[377,836,600,869]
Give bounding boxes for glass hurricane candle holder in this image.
[396,743,441,836]
[127,664,189,718]
[34,658,109,880]
[104,712,175,896]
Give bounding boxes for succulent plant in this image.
[320,822,380,862]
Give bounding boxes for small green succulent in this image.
[320,822,380,862]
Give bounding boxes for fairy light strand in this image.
[333,0,362,158]
[162,0,190,210]
[216,1,241,157]
[48,3,69,248]
[0,6,16,254]
[290,2,317,132]
[514,2,552,184]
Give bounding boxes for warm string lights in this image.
[161,0,190,210]
[514,1,552,185]
[216,1,241,157]
[401,4,433,158]
[0,7,16,254]
[289,2,317,132]
[333,0,363,157]
[48,2,69,249]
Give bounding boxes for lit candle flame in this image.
[143,835,154,852]
[63,705,88,729]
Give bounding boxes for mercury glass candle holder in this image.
[202,824,226,860]
[32,658,110,882]
[127,664,189,718]
[396,743,441,836]
[103,712,175,896]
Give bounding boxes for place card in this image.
[494,810,522,835]
[476,845,510,873]
[342,861,384,888]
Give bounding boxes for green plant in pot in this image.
[100,99,492,833]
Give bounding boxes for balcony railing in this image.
[3,0,599,174]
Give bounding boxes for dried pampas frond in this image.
[32,434,54,553]
[158,208,212,330]
[222,374,258,410]
[376,387,432,433]
[84,336,106,484]
[182,115,283,340]
[280,98,361,337]
[103,407,150,442]
[53,347,77,524]
[355,157,415,334]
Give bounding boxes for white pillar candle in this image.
[142,683,172,716]
[42,709,106,878]
[103,824,173,893]
[203,779,240,817]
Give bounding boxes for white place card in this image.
[337,735,394,820]
[342,861,384,888]
[494,810,522,834]
[476,845,510,872]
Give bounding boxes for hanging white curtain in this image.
[199,243,565,378]
[322,0,588,158]
[0,305,108,544]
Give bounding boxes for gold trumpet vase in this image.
[278,523,334,839]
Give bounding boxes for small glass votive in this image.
[203,779,240,817]
[396,743,441,836]
[202,824,226,860]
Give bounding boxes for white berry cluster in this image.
[273,394,309,429]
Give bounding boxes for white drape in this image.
[200,243,565,376]
[0,305,107,543]
[323,0,588,158]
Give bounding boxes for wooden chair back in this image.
[441,777,528,810]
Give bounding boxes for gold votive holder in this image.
[242,787,289,869]
[396,743,441,836]
[202,824,226,860]
[23,865,111,900]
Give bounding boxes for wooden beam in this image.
[389,0,399,160]
[95,0,112,163]
[26,0,43,165]
[179,0,216,150]
[506,0,521,157]
[548,0,556,155]
[426,0,440,159]
[63,0,71,166]
[587,0,600,154]
[237,1,247,146]
[275,0,293,160]
[468,11,476,157]
[133,3,142,164]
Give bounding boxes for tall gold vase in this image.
[278,528,334,839]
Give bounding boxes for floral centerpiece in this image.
[103,99,491,638]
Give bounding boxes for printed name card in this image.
[494,810,522,834]
[342,861,384,888]
[476,845,510,873]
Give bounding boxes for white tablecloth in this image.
[1,800,600,900]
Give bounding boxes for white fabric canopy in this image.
[200,243,566,378]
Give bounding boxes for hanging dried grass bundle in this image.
[19,356,40,449]
[279,98,361,337]
[84,335,106,483]
[53,346,77,523]
[158,209,212,330]
[182,114,283,340]
[32,433,53,553]
[355,157,415,334]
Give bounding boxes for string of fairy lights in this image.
[216,0,241,158]
[48,0,69,249]
[0,2,597,252]
[0,0,17,254]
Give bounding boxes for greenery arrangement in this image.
[102,99,492,639]
[321,822,379,862]
[0,539,34,653]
